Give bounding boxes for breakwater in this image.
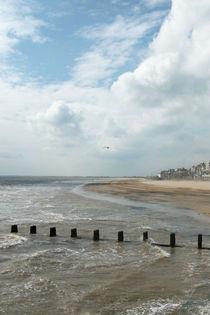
[9,224,210,250]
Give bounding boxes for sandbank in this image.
[84,178,210,217]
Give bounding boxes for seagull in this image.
[103,146,111,149]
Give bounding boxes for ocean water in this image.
[0,176,209,314]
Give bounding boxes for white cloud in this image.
[112,0,210,103]
[21,0,210,173]
[107,0,210,170]
[0,0,47,58]
[30,101,83,143]
[1,0,210,175]
[72,14,165,86]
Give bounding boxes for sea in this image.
[0,176,209,315]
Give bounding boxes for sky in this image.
[0,0,210,176]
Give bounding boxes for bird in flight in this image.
[103,146,111,149]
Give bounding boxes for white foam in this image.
[179,301,210,314]
[195,303,210,314]
[142,226,152,230]
[39,210,65,222]
[126,299,180,314]
[153,245,171,258]
[43,204,53,208]
[148,238,171,258]
[0,234,27,248]
[67,213,93,221]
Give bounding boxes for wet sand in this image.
[85,178,210,217]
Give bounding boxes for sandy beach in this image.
[85,178,210,217]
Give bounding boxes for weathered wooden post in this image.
[50,227,56,237]
[143,231,148,241]
[170,233,176,247]
[198,234,202,249]
[71,228,77,238]
[30,225,36,234]
[118,231,124,242]
[93,229,99,241]
[11,225,18,233]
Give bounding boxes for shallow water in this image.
[0,177,209,314]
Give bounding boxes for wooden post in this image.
[198,234,202,249]
[118,231,124,242]
[30,225,36,234]
[50,227,56,237]
[170,233,176,247]
[71,228,77,238]
[143,231,148,241]
[93,229,99,241]
[11,225,18,233]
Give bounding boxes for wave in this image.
[146,238,171,258]
[126,299,180,314]
[178,285,210,314]
[179,302,210,315]
[14,247,86,265]
[0,234,27,248]
[152,244,171,258]
[39,210,65,222]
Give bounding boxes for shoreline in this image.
[84,178,210,218]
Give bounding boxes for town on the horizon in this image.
[158,161,210,180]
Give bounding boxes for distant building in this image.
[202,174,210,180]
[159,170,170,179]
[158,160,210,180]
[206,162,210,169]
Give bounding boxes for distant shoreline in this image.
[84,178,210,218]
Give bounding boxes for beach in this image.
[85,178,210,217]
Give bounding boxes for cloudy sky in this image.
[0,0,210,176]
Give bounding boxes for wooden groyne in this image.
[30,225,36,234]
[11,225,18,233]
[9,225,210,250]
[93,229,100,241]
[71,228,77,238]
[118,231,124,242]
[50,227,56,237]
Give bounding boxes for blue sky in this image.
[0,0,210,176]
[13,0,170,84]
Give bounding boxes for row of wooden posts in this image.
[10,224,208,250]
